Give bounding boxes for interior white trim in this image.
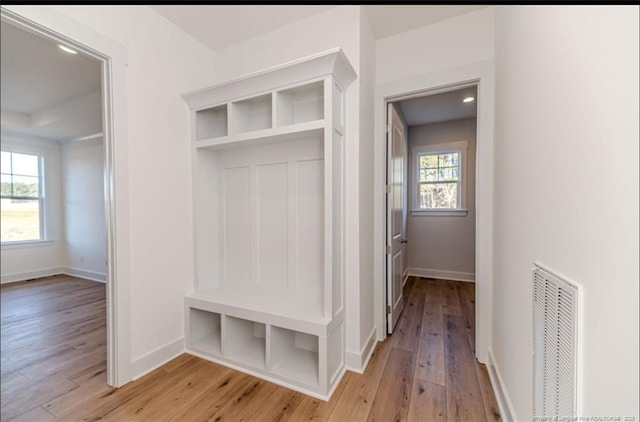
[0,267,65,284]
[408,267,475,283]
[410,209,468,217]
[0,130,60,149]
[374,60,494,364]
[359,328,378,373]
[1,5,132,387]
[0,267,106,284]
[487,349,516,422]
[345,327,377,373]
[130,338,185,381]
[63,267,106,283]
[0,240,56,250]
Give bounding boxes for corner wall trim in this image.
[0,267,107,284]
[0,267,65,284]
[408,267,475,282]
[487,349,516,422]
[63,267,107,283]
[130,338,185,381]
[345,327,377,373]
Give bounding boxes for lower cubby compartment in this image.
[189,308,221,357]
[270,326,319,387]
[224,316,266,369]
[185,296,346,399]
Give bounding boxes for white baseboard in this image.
[130,337,185,381]
[345,327,377,373]
[487,349,516,422]
[1,267,65,284]
[408,267,475,282]
[1,266,107,284]
[63,267,106,283]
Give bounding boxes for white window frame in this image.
[1,148,48,246]
[411,140,468,217]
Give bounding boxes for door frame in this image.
[1,5,132,386]
[374,60,495,363]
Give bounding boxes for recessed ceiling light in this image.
[58,44,77,55]
[463,96,475,103]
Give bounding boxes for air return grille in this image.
[533,264,578,419]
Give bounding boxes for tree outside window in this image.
[418,151,461,209]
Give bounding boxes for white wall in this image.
[61,138,106,281]
[1,136,108,285]
[373,7,495,361]
[213,7,359,83]
[493,6,639,420]
[358,8,377,355]
[0,131,64,283]
[49,5,218,369]
[406,118,476,280]
[376,8,495,84]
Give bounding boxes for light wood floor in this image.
[1,275,501,422]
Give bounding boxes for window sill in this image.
[411,209,468,217]
[1,239,55,250]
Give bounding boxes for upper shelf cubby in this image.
[186,49,357,146]
[230,93,272,135]
[276,81,324,127]
[183,47,356,120]
[196,104,227,141]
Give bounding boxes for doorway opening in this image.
[385,84,478,335]
[0,7,122,387]
[375,62,494,363]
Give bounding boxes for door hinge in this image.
[385,245,391,254]
[385,184,391,194]
[386,123,392,134]
[387,305,391,314]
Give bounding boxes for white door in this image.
[386,103,406,334]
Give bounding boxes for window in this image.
[412,141,468,216]
[1,151,43,242]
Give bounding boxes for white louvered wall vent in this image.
[533,264,579,419]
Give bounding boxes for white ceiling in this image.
[152,5,334,51]
[152,5,486,52]
[1,22,101,114]
[1,6,484,141]
[363,5,486,40]
[397,86,477,127]
[0,21,102,142]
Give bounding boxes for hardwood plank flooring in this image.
[1,275,501,421]
[288,371,351,421]
[415,300,446,385]
[366,348,415,421]
[442,280,464,317]
[407,380,447,421]
[326,337,392,422]
[444,315,486,421]
[1,275,107,422]
[392,280,427,352]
